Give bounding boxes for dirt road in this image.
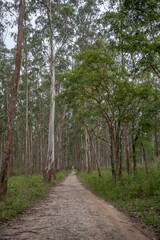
[0,171,156,240]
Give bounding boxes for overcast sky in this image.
[4,0,107,50]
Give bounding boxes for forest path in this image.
[0,171,156,240]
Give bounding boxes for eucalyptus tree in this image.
[6,0,51,176]
[33,0,76,182]
[43,0,104,176]
[0,0,25,197]
[22,2,34,176]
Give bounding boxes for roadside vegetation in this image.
[77,163,160,235]
[0,170,70,222]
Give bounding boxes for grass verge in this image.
[0,169,70,222]
[77,167,160,236]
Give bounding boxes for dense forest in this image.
[0,1,160,237]
[0,0,160,196]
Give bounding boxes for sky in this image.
[5,28,16,49]
[4,0,107,50]
[3,0,16,49]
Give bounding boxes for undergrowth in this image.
[0,169,70,222]
[77,163,160,234]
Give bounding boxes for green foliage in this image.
[77,164,160,229]
[99,0,160,78]
[52,169,71,185]
[59,45,160,145]
[0,170,70,222]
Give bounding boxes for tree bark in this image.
[24,25,29,177]
[97,124,101,170]
[87,130,102,177]
[76,136,81,171]
[44,0,56,183]
[86,129,91,174]
[67,131,71,170]
[57,105,67,171]
[105,122,109,170]
[155,114,159,159]
[113,140,120,182]
[0,0,25,198]
[141,143,149,176]
[132,142,136,172]
[110,136,115,177]
[109,127,119,181]
[42,104,46,176]
[125,127,131,175]
[119,132,122,177]
[132,135,138,173]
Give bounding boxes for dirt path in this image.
[0,171,156,240]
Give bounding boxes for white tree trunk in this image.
[44,0,56,183]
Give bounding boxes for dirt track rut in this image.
[0,171,156,240]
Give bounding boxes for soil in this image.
[0,171,157,240]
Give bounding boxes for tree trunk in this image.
[67,132,71,170]
[39,102,43,174]
[155,114,159,159]
[57,105,67,171]
[119,132,122,177]
[44,0,56,183]
[141,143,149,176]
[29,125,32,175]
[125,127,131,174]
[42,105,46,176]
[107,122,119,182]
[0,0,25,198]
[86,129,91,174]
[87,131,101,177]
[0,136,2,170]
[24,27,28,177]
[113,140,120,182]
[92,148,96,170]
[110,137,115,177]
[85,132,88,171]
[36,124,39,174]
[132,135,138,173]
[97,124,101,170]
[76,137,81,171]
[132,142,136,172]
[105,122,109,170]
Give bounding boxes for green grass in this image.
[0,169,70,222]
[77,165,160,233]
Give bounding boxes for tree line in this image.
[0,0,160,197]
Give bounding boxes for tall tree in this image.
[0,0,25,197]
[44,0,56,183]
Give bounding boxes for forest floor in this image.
[0,171,157,240]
